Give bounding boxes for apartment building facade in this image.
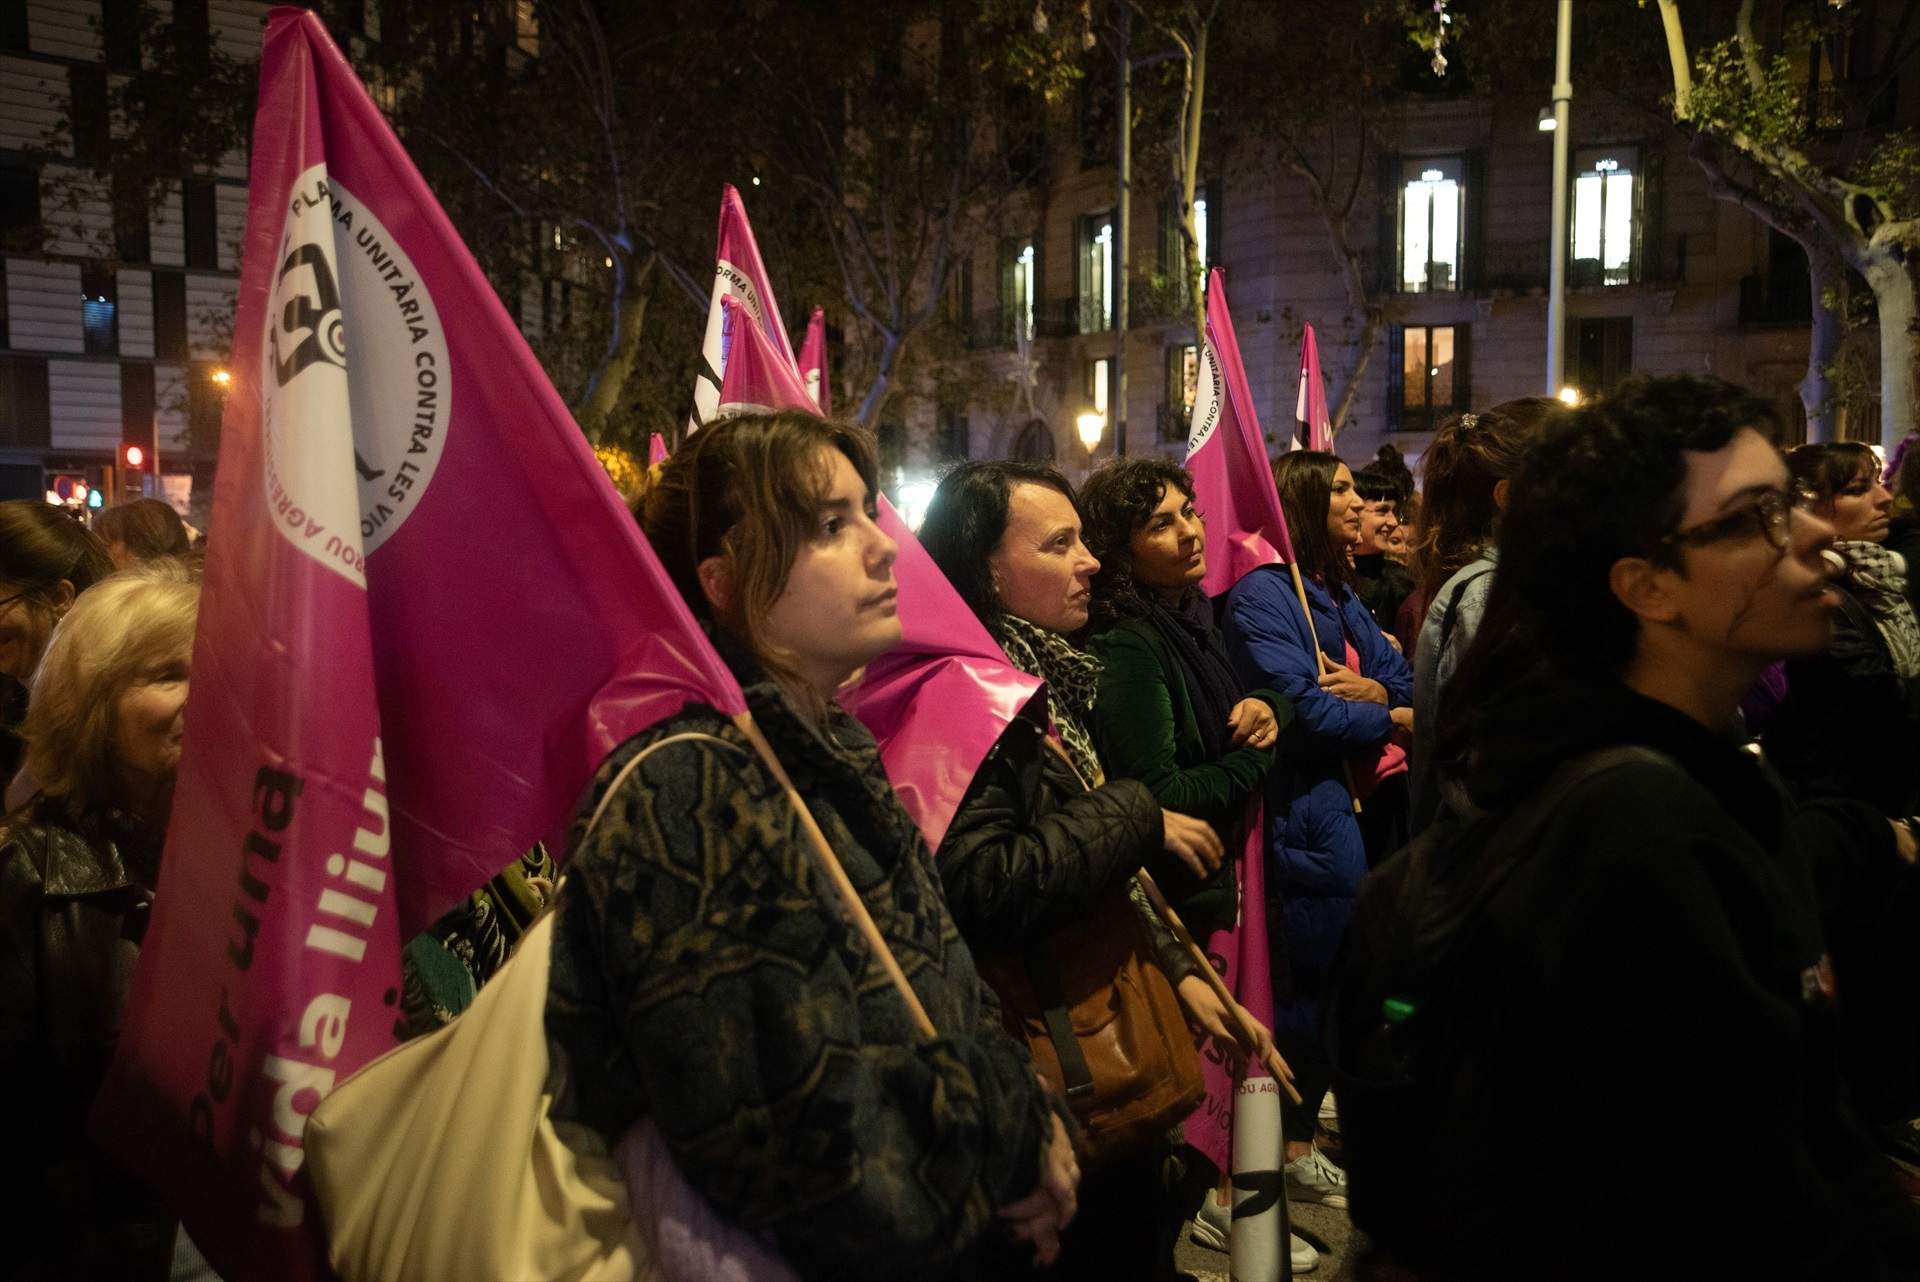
[944,70,1899,477]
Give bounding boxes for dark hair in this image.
[1411,397,1558,599]
[1439,375,1778,785]
[92,498,191,563]
[1080,456,1196,628]
[1351,465,1400,506]
[640,411,878,702]
[919,459,1077,632]
[1373,444,1415,506]
[1272,450,1354,589]
[1786,441,1878,509]
[1896,440,1920,516]
[0,500,113,596]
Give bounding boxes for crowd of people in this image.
[8,375,1920,1281]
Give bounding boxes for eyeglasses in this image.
[1656,487,1795,553]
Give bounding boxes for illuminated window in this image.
[1389,323,1470,432]
[1078,211,1114,333]
[1001,239,1036,344]
[1399,158,1463,293]
[1571,147,1639,286]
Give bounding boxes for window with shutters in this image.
[1388,324,1470,432]
[1001,238,1036,345]
[1570,146,1642,287]
[1076,211,1115,333]
[1571,317,1633,396]
[153,271,188,361]
[0,357,51,448]
[1397,157,1465,293]
[183,181,218,269]
[1160,181,1219,305]
[69,67,110,167]
[81,266,118,356]
[1163,343,1198,442]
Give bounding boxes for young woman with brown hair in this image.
[543,412,1077,1282]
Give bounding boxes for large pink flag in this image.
[842,500,1044,853]
[90,11,742,1277]
[1296,322,1333,453]
[648,431,669,465]
[690,184,797,430]
[1178,268,1287,1169]
[1185,269,1296,597]
[799,306,830,415]
[717,293,814,416]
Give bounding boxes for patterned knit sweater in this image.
[545,668,1054,1282]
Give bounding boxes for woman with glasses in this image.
[1354,376,1920,1280]
[1764,441,1920,1177]
[0,501,114,800]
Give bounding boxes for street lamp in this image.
[210,367,233,387]
[1076,410,1105,453]
[1558,386,1582,406]
[1537,106,1557,132]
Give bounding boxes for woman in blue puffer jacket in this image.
[1220,449,1413,1208]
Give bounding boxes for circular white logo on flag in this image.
[1186,341,1224,456]
[260,165,451,586]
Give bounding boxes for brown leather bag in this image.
[981,885,1205,1166]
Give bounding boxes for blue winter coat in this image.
[1221,565,1413,1007]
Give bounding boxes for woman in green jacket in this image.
[1082,458,1288,937]
[1081,458,1306,1267]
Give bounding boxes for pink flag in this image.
[799,306,830,415]
[648,431,669,465]
[716,293,815,416]
[90,11,742,1277]
[1185,269,1297,597]
[841,499,1044,853]
[690,184,797,430]
[1183,817,1278,1171]
[1296,322,1333,453]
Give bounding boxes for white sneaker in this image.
[1284,1144,1349,1210]
[1187,1195,1321,1273]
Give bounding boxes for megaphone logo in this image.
[270,242,349,387]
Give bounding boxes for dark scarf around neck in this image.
[1143,590,1241,759]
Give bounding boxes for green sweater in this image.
[1088,617,1288,933]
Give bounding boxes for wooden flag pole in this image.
[734,711,939,1041]
[1136,869,1303,1106]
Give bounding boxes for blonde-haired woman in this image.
[0,561,198,1281]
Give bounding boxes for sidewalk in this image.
[1176,1200,1358,1282]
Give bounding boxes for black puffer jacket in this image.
[0,793,174,1282]
[936,710,1163,955]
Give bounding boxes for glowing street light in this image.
[210,367,233,388]
[1558,386,1581,406]
[1076,410,1105,453]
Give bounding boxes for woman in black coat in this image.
[921,461,1267,1282]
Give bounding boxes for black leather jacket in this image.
[935,711,1166,955]
[0,794,174,1282]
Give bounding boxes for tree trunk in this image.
[854,329,902,427]
[575,253,655,444]
[1863,250,1918,451]
[1799,244,1844,442]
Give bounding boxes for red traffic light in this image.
[123,444,146,469]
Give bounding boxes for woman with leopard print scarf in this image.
[921,460,1271,1282]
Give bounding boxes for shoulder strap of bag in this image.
[578,730,746,848]
[1435,566,1495,659]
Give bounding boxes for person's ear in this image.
[695,555,735,618]
[1493,478,1512,513]
[47,580,76,616]
[1608,556,1681,626]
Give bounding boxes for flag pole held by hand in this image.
[1135,869,1302,1105]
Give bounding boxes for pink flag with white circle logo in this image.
[90,11,743,1277]
[799,306,831,415]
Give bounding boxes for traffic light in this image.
[122,443,146,471]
